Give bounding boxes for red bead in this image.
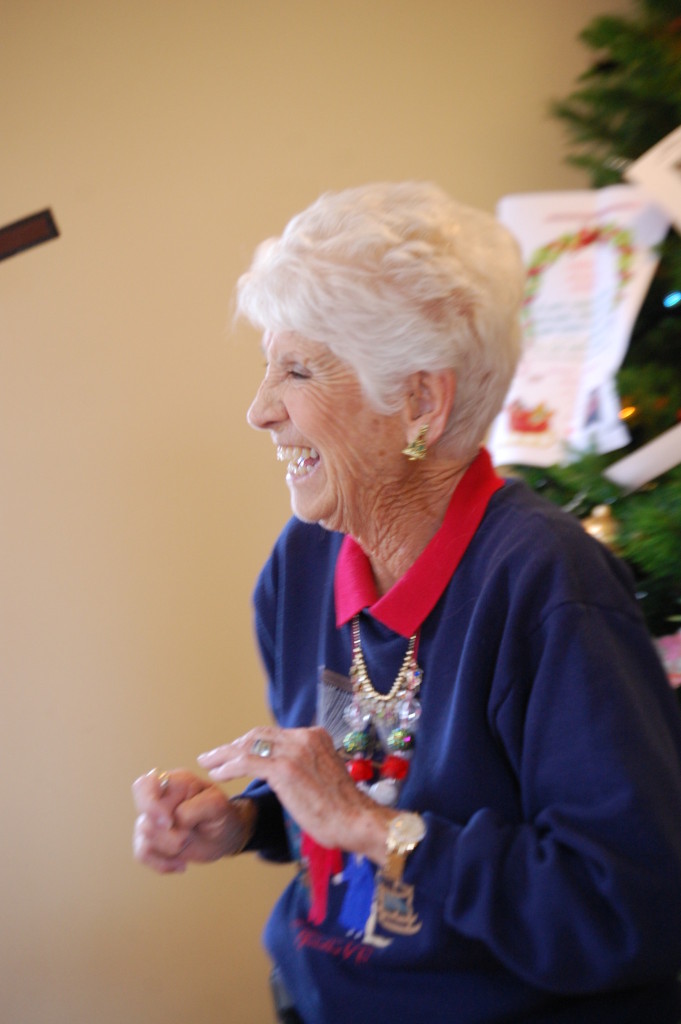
[380,755,410,781]
[347,758,374,782]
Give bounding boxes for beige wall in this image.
[2,1,628,1021]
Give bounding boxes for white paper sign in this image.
[605,421,681,491]
[626,124,681,233]
[488,186,669,467]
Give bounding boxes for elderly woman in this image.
[133,182,681,1023]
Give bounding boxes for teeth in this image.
[276,446,319,476]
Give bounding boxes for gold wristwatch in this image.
[384,812,426,883]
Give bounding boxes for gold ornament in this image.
[582,504,619,551]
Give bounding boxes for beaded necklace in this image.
[342,615,423,806]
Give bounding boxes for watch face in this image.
[390,812,426,851]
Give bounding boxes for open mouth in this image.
[276,445,320,477]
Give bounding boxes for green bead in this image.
[343,729,370,755]
[387,727,414,753]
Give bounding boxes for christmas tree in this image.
[515,0,681,642]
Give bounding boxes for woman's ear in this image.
[403,369,456,447]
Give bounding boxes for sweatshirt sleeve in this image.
[240,519,331,862]
[409,594,681,995]
[235,532,292,863]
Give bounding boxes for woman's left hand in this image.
[197,726,392,864]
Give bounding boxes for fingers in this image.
[132,811,192,873]
[132,766,239,871]
[197,726,333,781]
[197,727,278,780]
[132,768,175,826]
[131,768,212,873]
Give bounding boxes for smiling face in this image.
[247,331,409,536]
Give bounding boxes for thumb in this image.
[174,785,229,835]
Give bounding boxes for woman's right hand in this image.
[132,768,254,873]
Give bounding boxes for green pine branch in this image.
[550,4,681,179]
[512,0,681,636]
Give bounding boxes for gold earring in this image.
[402,424,428,461]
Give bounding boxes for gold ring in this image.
[157,770,170,794]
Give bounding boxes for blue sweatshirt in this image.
[246,454,681,1023]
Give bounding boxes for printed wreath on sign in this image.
[522,224,635,332]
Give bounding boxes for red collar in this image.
[334,448,503,637]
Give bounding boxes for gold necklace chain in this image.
[349,615,420,712]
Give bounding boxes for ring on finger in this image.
[157,770,170,794]
[251,738,274,759]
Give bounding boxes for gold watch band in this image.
[384,847,409,883]
[383,812,426,883]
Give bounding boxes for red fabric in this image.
[301,832,343,925]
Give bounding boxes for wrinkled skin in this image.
[132,729,393,872]
[132,768,241,873]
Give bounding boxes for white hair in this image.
[235,182,524,460]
